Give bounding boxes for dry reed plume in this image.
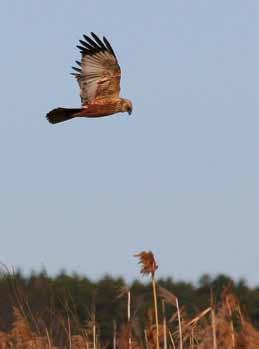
[135,251,159,349]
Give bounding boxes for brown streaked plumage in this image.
[46,32,132,124]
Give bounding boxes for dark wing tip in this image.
[91,32,106,49]
[71,66,81,73]
[82,34,100,50]
[79,39,94,52]
[103,36,116,58]
[76,33,117,58]
[76,45,86,52]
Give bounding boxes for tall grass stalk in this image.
[67,316,72,349]
[226,298,235,348]
[152,274,159,349]
[175,298,183,349]
[168,330,176,349]
[190,328,194,349]
[134,251,159,349]
[210,289,217,349]
[211,307,217,349]
[162,300,167,349]
[144,329,149,349]
[93,321,96,349]
[128,290,132,349]
[45,327,52,349]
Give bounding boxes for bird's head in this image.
[122,99,133,115]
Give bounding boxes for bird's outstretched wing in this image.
[71,33,121,105]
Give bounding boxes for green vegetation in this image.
[0,270,258,334]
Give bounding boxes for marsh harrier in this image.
[46,33,132,124]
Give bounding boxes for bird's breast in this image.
[78,100,121,118]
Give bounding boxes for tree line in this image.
[0,270,258,340]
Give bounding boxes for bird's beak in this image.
[128,108,132,116]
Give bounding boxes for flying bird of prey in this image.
[46,32,132,124]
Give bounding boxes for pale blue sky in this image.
[0,1,258,285]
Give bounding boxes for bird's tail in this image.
[46,107,83,124]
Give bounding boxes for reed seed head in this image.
[134,251,158,277]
